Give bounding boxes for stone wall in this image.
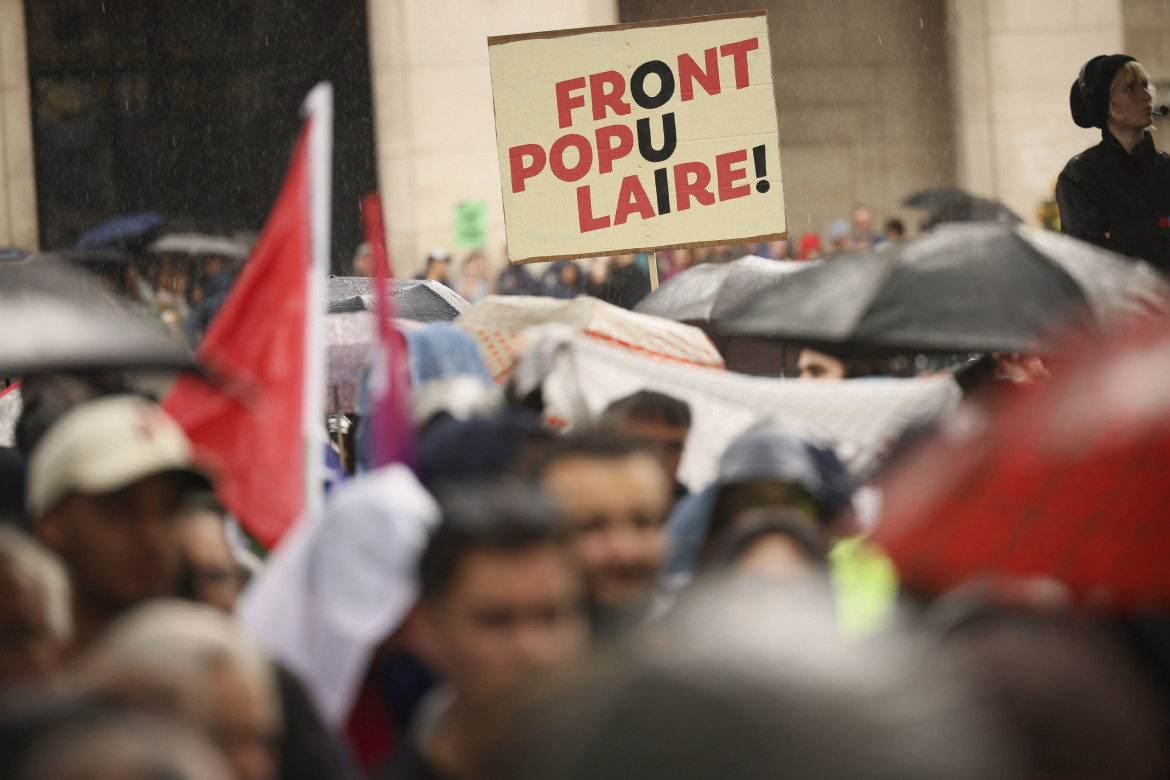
[366,0,617,276]
[948,0,1124,228]
[1122,0,1170,153]
[0,0,36,249]
[620,0,954,240]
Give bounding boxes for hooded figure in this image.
[663,421,852,580]
[1057,54,1170,270]
[662,422,897,635]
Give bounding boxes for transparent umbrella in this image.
[0,251,197,377]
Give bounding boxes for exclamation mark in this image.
[753,145,770,193]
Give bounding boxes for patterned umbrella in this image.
[457,295,725,383]
[325,313,421,415]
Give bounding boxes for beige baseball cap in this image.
[27,394,214,518]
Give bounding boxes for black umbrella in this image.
[716,224,1167,355]
[634,256,815,376]
[0,251,197,377]
[635,255,813,322]
[904,188,1021,228]
[326,277,469,322]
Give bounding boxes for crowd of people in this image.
[1,354,1166,780]
[355,204,907,314]
[3,50,1170,780]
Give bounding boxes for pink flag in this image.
[361,193,417,470]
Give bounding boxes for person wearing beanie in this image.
[1056,54,1170,270]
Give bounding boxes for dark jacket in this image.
[593,263,650,310]
[1056,129,1170,271]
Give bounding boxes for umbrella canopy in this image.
[717,224,1168,356]
[904,188,1022,227]
[0,252,197,377]
[326,277,469,322]
[873,314,1170,611]
[635,255,814,323]
[75,212,166,249]
[149,232,251,260]
[325,313,423,415]
[458,295,725,383]
[512,326,958,486]
[636,255,815,376]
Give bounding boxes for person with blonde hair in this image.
[76,600,281,780]
[1057,55,1170,269]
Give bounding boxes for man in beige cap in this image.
[27,394,214,651]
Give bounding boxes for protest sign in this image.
[453,200,488,249]
[488,11,785,265]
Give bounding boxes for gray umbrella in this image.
[149,232,251,260]
[0,252,197,377]
[635,255,814,323]
[717,224,1167,356]
[326,277,470,322]
[635,256,816,376]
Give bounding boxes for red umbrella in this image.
[873,314,1170,612]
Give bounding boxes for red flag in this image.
[361,193,417,470]
[163,127,311,549]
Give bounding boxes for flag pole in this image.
[302,83,333,522]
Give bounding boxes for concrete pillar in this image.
[366,0,617,276]
[0,0,37,249]
[947,0,1124,226]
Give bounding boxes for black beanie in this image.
[1070,54,1136,128]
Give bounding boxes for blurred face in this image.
[797,349,846,381]
[0,565,62,687]
[208,662,279,780]
[415,546,586,709]
[616,418,689,482]
[589,257,612,284]
[853,207,873,235]
[736,534,818,582]
[40,473,188,615]
[179,511,242,614]
[559,262,580,285]
[542,454,671,610]
[1110,64,1154,132]
[352,249,373,277]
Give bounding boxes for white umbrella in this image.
[149,233,251,260]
